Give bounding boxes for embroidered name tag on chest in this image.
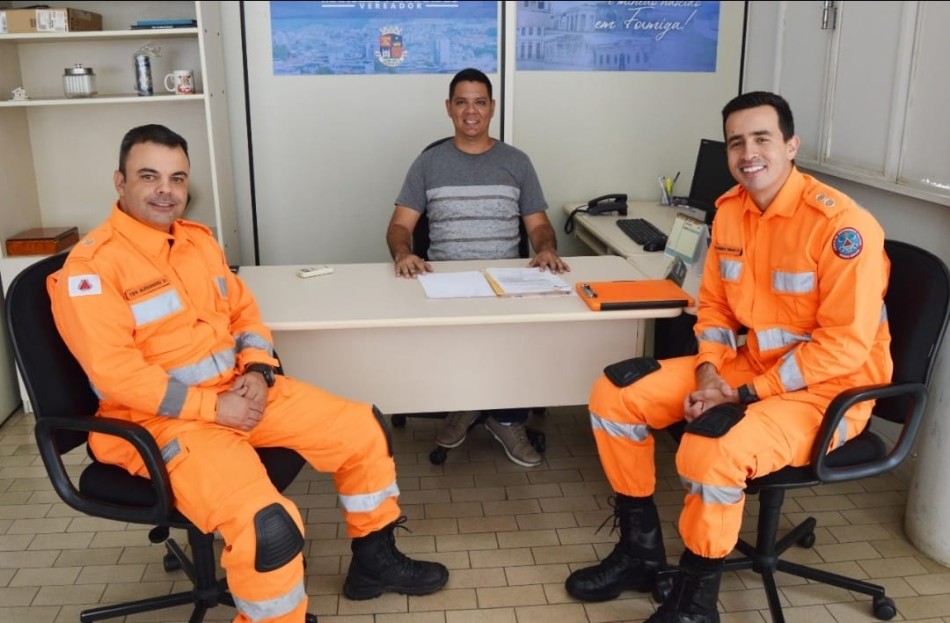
[125,278,170,300]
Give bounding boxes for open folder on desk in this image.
[417,267,572,299]
[576,279,695,311]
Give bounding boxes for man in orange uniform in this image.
[48,125,448,623]
[565,92,892,623]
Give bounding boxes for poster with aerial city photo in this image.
[517,1,720,72]
[270,1,498,76]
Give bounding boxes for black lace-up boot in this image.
[343,516,449,600]
[565,494,667,601]
[645,549,723,623]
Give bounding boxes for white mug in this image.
[164,69,195,95]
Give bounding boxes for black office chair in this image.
[661,239,950,622]
[389,137,542,464]
[5,253,311,623]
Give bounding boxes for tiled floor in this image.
[2,405,949,623]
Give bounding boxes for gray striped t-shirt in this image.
[395,140,547,260]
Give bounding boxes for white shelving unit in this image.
[0,1,236,417]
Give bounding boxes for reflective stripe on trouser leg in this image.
[246,376,402,538]
[675,393,870,559]
[155,426,307,622]
[588,356,699,497]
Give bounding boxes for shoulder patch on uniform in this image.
[832,227,863,259]
[68,274,103,297]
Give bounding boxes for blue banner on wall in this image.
[271,1,499,75]
[516,1,720,72]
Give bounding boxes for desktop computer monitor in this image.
[686,138,736,225]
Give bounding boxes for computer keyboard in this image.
[616,218,668,250]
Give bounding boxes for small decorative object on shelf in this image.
[10,87,29,101]
[5,226,80,256]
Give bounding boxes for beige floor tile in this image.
[2,405,949,622]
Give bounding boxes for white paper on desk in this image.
[417,271,497,299]
[483,267,573,296]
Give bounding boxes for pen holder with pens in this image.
[658,173,680,205]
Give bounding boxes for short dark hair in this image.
[118,124,189,175]
[721,91,795,141]
[449,68,492,100]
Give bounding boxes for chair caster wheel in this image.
[391,413,407,428]
[873,595,896,620]
[163,552,182,572]
[429,446,448,465]
[797,532,816,548]
[527,429,546,453]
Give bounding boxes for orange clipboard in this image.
[575,279,695,311]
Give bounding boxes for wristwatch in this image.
[738,383,759,405]
[244,363,276,388]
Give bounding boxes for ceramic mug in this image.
[164,69,194,95]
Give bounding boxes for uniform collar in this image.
[743,167,805,220]
[109,203,180,255]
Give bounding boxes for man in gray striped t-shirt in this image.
[385,68,568,467]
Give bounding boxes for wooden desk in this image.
[240,256,682,414]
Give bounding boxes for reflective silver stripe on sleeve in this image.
[234,332,273,354]
[681,477,744,505]
[772,270,815,293]
[90,381,104,400]
[157,378,188,417]
[168,349,236,386]
[160,438,181,464]
[339,482,401,514]
[778,350,806,392]
[590,411,650,442]
[215,276,227,298]
[754,328,812,352]
[698,327,738,350]
[881,303,888,324]
[232,579,306,622]
[130,290,182,326]
[719,259,742,281]
[833,418,849,450]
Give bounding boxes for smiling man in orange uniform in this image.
[565,92,892,623]
[48,125,448,623]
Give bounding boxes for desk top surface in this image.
[239,255,682,331]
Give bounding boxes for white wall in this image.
[220,1,747,265]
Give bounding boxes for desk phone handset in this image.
[587,193,628,216]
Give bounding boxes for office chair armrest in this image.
[811,381,928,483]
[34,414,175,525]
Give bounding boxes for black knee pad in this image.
[603,357,660,387]
[253,503,304,572]
[371,404,393,457]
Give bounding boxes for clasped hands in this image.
[215,370,270,431]
[684,364,739,423]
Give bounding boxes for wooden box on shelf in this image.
[5,227,80,256]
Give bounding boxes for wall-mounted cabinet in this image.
[0,0,237,258]
[743,1,950,207]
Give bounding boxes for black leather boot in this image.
[646,549,723,623]
[343,517,449,600]
[565,495,667,601]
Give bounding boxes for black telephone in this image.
[587,193,628,215]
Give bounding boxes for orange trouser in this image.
[95,376,400,623]
[589,354,870,559]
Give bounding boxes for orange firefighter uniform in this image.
[48,205,401,622]
[589,168,892,559]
